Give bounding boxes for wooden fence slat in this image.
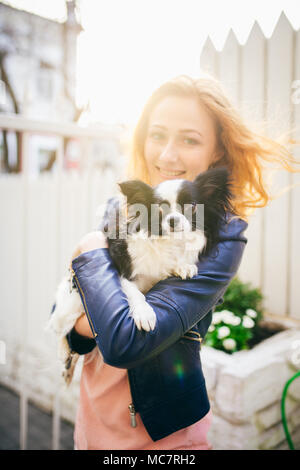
[240,21,266,122]
[238,20,267,290]
[263,12,294,316]
[218,28,241,107]
[20,132,29,450]
[52,137,64,450]
[200,36,218,78]
[290,27,300,320]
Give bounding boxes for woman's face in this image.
[144,95,221,186]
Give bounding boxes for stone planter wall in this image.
[2,328,300,450]
[202,328,300,450]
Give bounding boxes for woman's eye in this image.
[183,137,199,145]
[150,132,164,141]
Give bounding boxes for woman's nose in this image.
[159,140,179,162]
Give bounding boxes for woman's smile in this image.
[155,166,186,179]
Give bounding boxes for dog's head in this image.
[118,167,235,251]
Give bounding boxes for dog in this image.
[47,167,235,384]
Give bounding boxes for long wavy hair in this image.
[125,75,300,222]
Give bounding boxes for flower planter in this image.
[202,328,300,450]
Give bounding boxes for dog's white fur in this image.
[46,274,83,384]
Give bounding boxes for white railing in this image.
[200,11,300,323]
[0,113,123,449]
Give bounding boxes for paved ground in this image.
[0,385,74,450]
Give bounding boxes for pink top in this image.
[74,351,212,450]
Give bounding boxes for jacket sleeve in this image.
[64,196,118,355]
[71,217,248,369]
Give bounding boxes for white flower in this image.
[208,325,215,333]
[246,308,257,318]
[212,312,223,325]
[217,326,231,339]
[230,315,241,326]
[220,310,235,323]
[242,315,255,328]
[219,310,241,326]
[223,338,236,351]
[219,309,234,316]
[213,310,243,327]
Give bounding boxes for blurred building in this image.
[0,0,82,121]
[0,1,125,176]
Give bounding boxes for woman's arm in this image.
[72,230,108,339]
[74,313,94,338]
[64,231,108,353]
[70,217,248,369]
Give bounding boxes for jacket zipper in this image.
[69,267,98,338]
[128,403,137,428]
[127,370,138,428]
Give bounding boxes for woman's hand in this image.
[71,231,108,261]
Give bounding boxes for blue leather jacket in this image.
[68,197,248,441]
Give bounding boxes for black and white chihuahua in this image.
[47,167,235,384]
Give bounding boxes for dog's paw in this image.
[174,264,198,280]
[130,302,157,332]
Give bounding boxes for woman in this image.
[67,75,298,450]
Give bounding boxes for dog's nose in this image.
[167,215,180,230]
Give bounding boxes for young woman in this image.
[67,75,299,450]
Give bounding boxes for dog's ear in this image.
[118,180,153,205]
[193,167,235,215]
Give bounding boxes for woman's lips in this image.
[156,166,186,178]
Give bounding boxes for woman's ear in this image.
[210,148,225,168]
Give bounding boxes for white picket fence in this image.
[200,11,300,322]
[0,11,300,450]
[0,114,123,449]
